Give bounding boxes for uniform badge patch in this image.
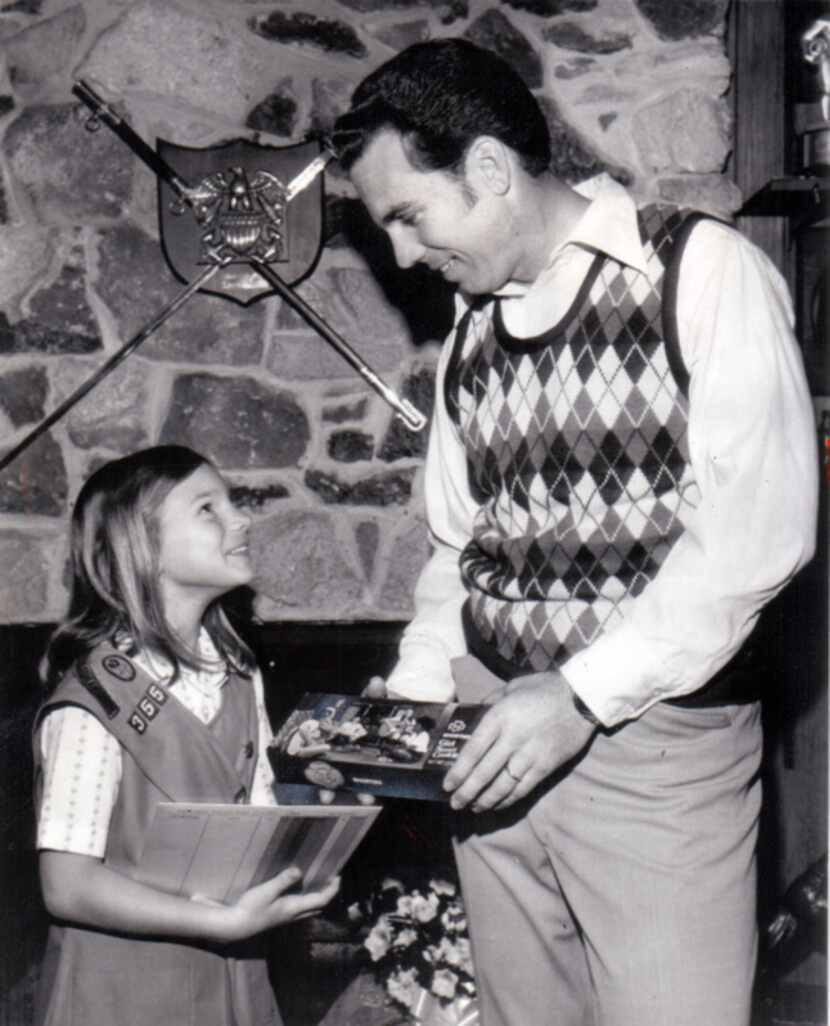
[102,654,136,682]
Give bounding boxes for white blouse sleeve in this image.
[37,706,122,857]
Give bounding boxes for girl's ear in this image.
[465,136,511,196]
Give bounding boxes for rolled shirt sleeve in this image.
[562,220,818,724]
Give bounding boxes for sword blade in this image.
[250,260,427,432]
[0,265,219,473]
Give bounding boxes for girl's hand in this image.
[363,675,388,699]
[210,869,341,942]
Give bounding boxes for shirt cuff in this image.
[559,623,679,726]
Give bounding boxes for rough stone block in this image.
[79,0,286,124]
[378,515,430,613]
[304,467,416,506]
[246,80,298,137]
[2,5,85,98]
[328,429,375,463]
[0,532,49,619]
[0,433,66,515]
[632,88,731,174]
[161,372,310,470]
[228,481,290,512]
[544,21,632,54]
[58,358,151,452]
[5,104,133,221]
[0,366,47,430]
[4,264,102,355]
[0,227,52,309]
[251,509,363,616]
[634,0,728,41]
[368,19,430,51]
[249,11,367,59]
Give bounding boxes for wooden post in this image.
[730,0,790,278]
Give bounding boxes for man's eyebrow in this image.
[381,203,413,226]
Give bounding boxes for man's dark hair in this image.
[332,38,551,177]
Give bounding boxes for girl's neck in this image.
[164,602,207,657]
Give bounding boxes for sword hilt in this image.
[73,79,194,201]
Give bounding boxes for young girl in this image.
[33,445,339,1026]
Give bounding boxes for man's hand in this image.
[442,671,598,812]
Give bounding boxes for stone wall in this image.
[0,0,737,624]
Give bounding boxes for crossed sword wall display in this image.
[0,81,427,475]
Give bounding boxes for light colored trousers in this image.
[453,701,763,1026]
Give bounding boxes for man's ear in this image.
[465,136,511,196]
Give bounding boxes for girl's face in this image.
[155,463,253,606]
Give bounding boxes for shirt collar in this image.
[565,174,650,276]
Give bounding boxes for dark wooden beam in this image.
[731,0,790,276]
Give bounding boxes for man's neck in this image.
[511,174,590,284]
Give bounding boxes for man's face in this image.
[349,129,517,296]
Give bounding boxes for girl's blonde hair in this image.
[43,445,254,689]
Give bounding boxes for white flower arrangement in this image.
[350,873,477,1022]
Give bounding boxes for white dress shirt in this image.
[386,176,818,726]
[37,631,277,857]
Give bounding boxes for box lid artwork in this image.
[269,693,487,801]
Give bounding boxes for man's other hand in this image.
[442,672,597,812]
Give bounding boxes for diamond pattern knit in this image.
[445,205,702,673]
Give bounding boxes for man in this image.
[332,39,818,1026]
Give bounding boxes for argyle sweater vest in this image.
[445,205,705,675]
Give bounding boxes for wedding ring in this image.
[504,764,522,783]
